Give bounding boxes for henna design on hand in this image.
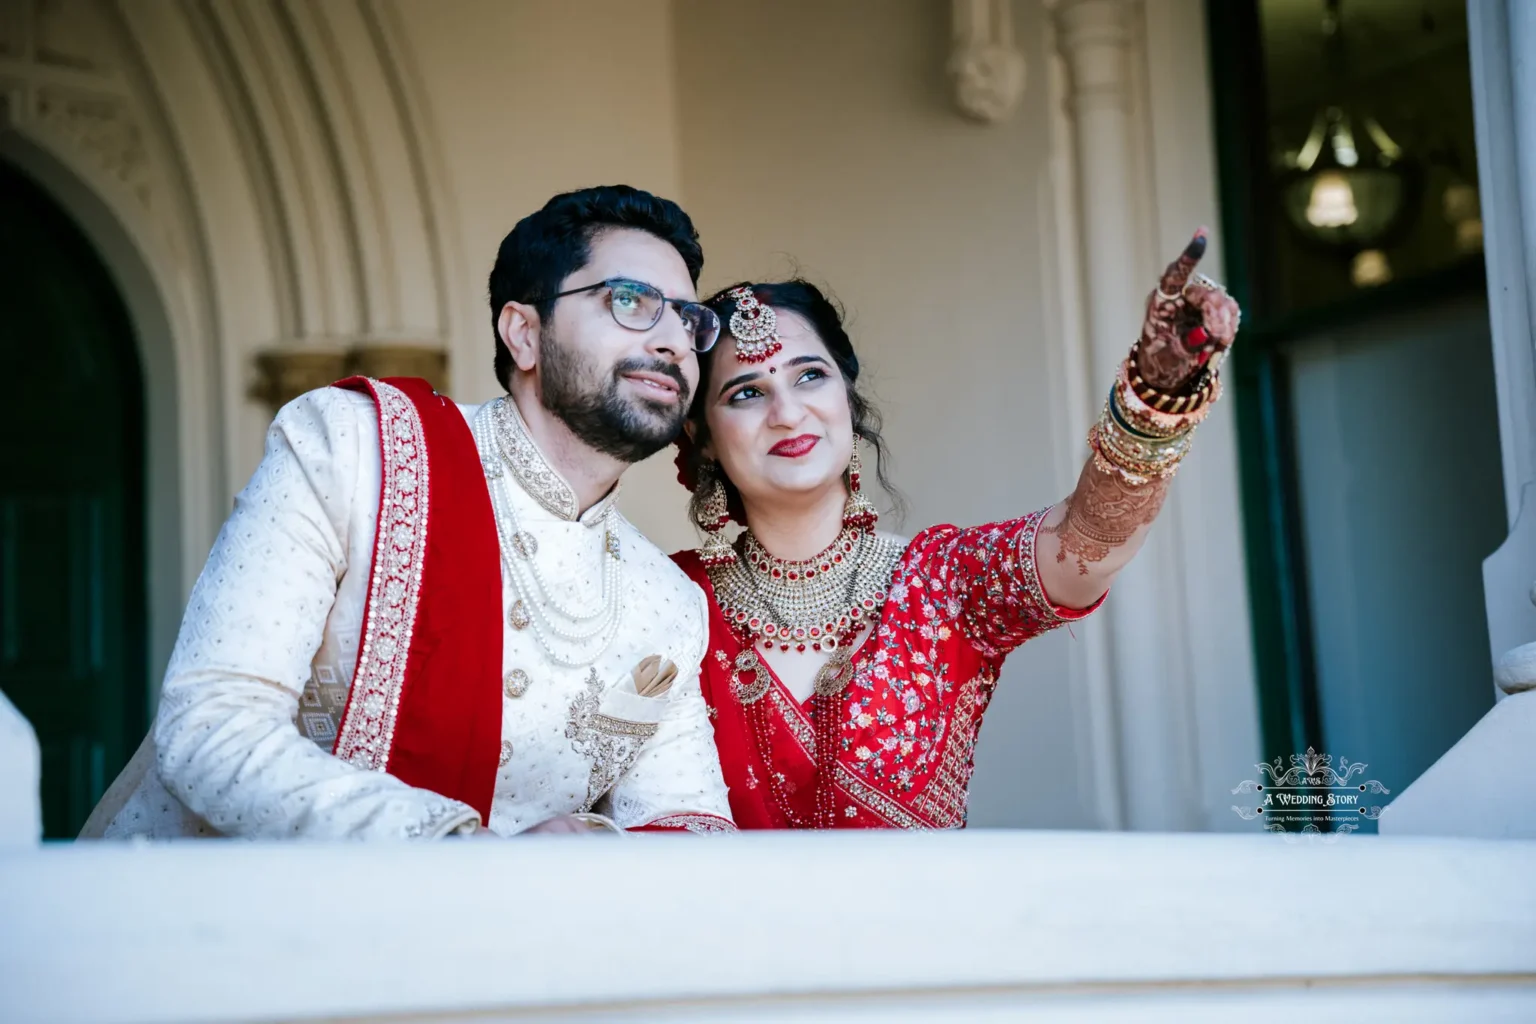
[1044,455,1171,575]
[1135,229,1241,392]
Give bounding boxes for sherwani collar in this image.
[487,396,622,526]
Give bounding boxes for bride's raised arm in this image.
[1035,229,1242,610]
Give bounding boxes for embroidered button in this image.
[511,531,538,559]
[508,600,530,631]
[499,740,514,767]
[504,668,531,699]
[605,531,621,559]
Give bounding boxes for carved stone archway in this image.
[0,0,458,692]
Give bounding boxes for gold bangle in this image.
[1116,360,1221,435]
[1096,401,1191,461]
[1088,421,1188,484]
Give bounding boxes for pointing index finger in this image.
[1158,228,1209,296]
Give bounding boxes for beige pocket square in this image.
[632,654,679,698]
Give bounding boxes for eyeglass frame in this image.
[544,276,721,353]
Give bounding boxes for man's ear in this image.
[498,301,542,373]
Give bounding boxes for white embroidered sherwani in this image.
[88,384,732,839]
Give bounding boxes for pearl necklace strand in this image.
[473,401,624,668]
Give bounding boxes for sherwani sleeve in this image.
[601,586,736,833]
[152,388,479,839]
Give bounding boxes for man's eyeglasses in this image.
[548,277,721,353]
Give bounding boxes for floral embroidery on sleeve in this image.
[906,507,1094,660]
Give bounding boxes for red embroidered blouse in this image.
[673,507,1102,829]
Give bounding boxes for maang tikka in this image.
[694,461,738,567]
[726,286,783,364]
[842,436,879,531]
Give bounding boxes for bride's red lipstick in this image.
[768,435,819,458]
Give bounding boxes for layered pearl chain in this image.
[473,400,624,669]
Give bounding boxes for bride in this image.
[670,231,1239,828]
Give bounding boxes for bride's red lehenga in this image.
[673,508,1102,830]
[675,236,1237,830]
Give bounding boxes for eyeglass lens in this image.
[607,280,719,352]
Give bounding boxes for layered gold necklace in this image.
[707,526,905,655]
[706,523,904,830]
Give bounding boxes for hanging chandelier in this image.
[1275,0,1417,251]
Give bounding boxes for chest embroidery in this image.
[564,669,659,811]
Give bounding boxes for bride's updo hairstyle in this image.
[677,279,904,525]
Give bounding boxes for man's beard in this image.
[539,323,691,464]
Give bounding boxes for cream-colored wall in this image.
[671,0,1096,826]
[393,0,704,553]
[390,0,685,407]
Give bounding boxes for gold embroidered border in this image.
[1018,508,1069,628]
[833,764,939,831]
[566,670,660,811]
[769,688,816,757]
[490,397,579,520]
[490,396,622,524]
[334,379,430,773]
[643,813,738,834]
[908,674,988,828]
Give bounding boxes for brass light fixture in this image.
[1275,0,1416,251]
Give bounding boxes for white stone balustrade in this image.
[2,831,1533,1022]
[0,691,41,849]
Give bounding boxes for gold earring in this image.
[842,436,879,532]
[695,462,737,567]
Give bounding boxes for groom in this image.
[85,186,734,838]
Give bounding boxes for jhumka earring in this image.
[842,436,879,531]
[695,461,738,567]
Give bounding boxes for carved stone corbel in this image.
[250,350,349,413]
[251,344,449,413]
[949,0,1027,123]
[345,344,449,390]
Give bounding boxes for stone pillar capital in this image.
[1052,0,1136,112]
[251,343,449,413]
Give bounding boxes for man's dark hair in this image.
[488,185,704,391]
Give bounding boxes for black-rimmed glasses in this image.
[548,277,721,353]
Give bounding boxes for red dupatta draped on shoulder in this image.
[329,376,503,823]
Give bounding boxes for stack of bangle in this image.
[1090,350,1225,485]
[1089,403,1190,484]
[1123,339,1221,419]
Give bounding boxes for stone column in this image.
[1469,0,1536,683]
[1053,0,1201,830]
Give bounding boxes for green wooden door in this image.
[0,160,146,839]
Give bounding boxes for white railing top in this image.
[2,830,1534,1022]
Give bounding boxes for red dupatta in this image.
[329,376,503,823]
